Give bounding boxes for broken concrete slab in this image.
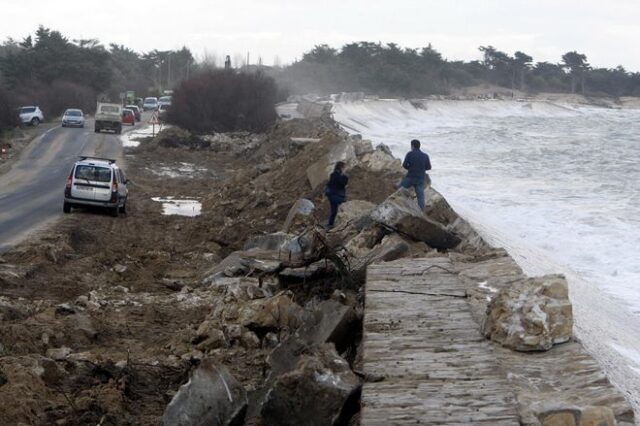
[335,200,376,226]
[306,139,356,189]
[282,199,316,234]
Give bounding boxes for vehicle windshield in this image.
[74,165,111,183]
[144,98,157,103]
[100,105,120,113]
[123,110,132,116]
[65,110,82,117]
[19,107,35,114]
[159,97,171,102]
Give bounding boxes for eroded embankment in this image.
[0,113,634,425]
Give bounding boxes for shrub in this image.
[0,86,19,131]
[13,80,96,119]
[167,70,278,133]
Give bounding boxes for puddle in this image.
[150,162,207,178]
[121,124,171,147]
[151,197,202,217]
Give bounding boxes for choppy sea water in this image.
[334,99,640,313]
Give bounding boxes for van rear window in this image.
[100,106,120,113]
[75,165,111,182]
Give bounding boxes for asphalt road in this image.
[0,119,139,253]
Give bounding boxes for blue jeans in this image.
[400,176,426,210]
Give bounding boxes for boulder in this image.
[366,234,410,264]
[482,275,573,352]
[297,300,358,353]
[334,200,376,226]
[244,232,296,251]
[306,139,356,189]
[360,150,404,174]
[534,403,616,426]
[261,344,360,426]
[162,360,247,426]
[370,188,461,249]
[353,139,374,157]
[282,199,316,233]
[237,291,304,333]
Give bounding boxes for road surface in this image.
[0,119,137,252]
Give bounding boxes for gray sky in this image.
[2,0,640,70]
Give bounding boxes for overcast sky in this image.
[2,0,640,70]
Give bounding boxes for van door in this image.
[71,165,112,201]
[93,167,114,202]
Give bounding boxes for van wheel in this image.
[94,127,100,133]
[63,202,71,214]
[111,206,119,217]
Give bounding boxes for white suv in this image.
[63,157,129,217]
[18,106,45,126]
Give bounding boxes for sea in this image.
[332,99,640,412]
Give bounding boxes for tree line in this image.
[0,26,195,130]
[276,42,640,98]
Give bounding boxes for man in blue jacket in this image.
[400,139,431,211]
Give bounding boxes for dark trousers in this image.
[327,194,344,227]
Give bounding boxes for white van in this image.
[63,157,129,217]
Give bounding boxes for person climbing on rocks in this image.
[325,161,348,228]
[400,139,431,211]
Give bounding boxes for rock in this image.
[47,347,72,361]
[425,188,491,252]
[353,139,374,157]
[290,137,321,149]
[194,321,227,351]
[279,259,335,280]
[366,233,410,263]
[240,331,261,349]
[162,360,247,426]
[163,278,186,291]
[375,143,393,156]
[261,344,360,426]
[55,303,76,315]
[282,199,315,233]
[334,200,376,226]
[244,232,296,251]
[580,406,616,426]
[75,295,89,307]
[263,332,279,349]
[113,264,128,274]
[297,300,358,353]
[73,313,97,340]
[482,275,573,351]
[360,150,404,174]
[306,139,356,189]
[238,292,304,332]
[370,188,461,249]
[535,404,616,426]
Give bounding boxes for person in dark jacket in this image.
[400,139,431,210]
[326,161,348,228]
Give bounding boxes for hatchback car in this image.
[63,157,128,217]
[143,97,158,111]
[125,105,141,121]
[18,106,45,126]
[61,109,85,127]
[122,109,135,126]
[158,96,172,107]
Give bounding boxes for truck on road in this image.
[95,102,123,134]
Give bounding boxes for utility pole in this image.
[247,52,250,68]
[168,54,172,90]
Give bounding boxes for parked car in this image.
[61,109,85,128]
[18,106,44,126]
[125,105,141,121]
[143,97,158,111]
[158,96,172,107]
[63,156,128,217]
[122,108,135,126]
[158,103,170,122]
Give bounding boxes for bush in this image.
[167,70,278,133]
[13,80,96,119]
[0,86,19,131]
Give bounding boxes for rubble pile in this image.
[0,113,586,425]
